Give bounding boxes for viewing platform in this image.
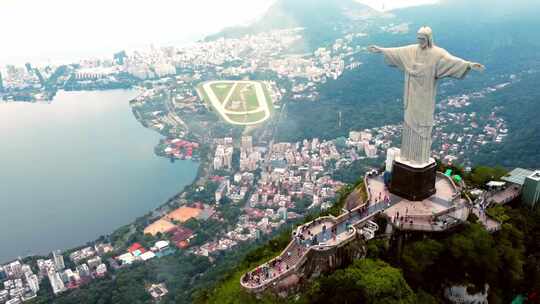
[486,185,521,206]
[371,172,471,232]
[240,178,392,293]
[240,210,383,293]
[240,172,474,294]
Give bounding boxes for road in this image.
[165,91,188,130]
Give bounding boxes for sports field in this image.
[197,80,272,125]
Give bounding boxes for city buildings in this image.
[213,142,234,171]
[0,260,39,303]
[502,167,537,208]
[522,171,540,209]
[52,251,65,271]
[69,247,97,264]
[147,283,168,301]
[48,270,66,295]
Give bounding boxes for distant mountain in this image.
[205,0,382,51]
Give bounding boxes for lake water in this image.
[0,90,198,263]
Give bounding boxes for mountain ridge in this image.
[205,0,382,51]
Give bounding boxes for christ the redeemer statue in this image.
[368,26,484,201]
[368,26,485,165]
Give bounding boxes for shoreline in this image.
[3,157,202,264]
[0,88,202,264]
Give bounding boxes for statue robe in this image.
[381,44,471,165]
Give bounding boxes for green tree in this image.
[401,239,445,287]
[366,238,390,259]
[445,224,500,285]
[467,166,507,187]
[310,259,416,304]
[486,205,510,223]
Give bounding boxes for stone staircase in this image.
[281,242,303,268]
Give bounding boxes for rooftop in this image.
[170,226,194,244]
[528,171,540,181]
[502,168,534,186]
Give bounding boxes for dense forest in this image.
[472,74,540,168]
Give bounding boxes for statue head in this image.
[417,26,433,49]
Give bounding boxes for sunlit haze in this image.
[0,0,274,65]
[0,0,437,66]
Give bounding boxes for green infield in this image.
[225,111,267,124]
[198,80,272,126]
[210,83,234,104]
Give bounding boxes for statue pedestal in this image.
[390,158,436,201]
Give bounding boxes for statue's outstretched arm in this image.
[468,62,486,72]
[367,45,383,53]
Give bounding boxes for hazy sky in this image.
[357,0,438,11]
[0,0,437,66]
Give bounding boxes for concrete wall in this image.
[523,173,540,209]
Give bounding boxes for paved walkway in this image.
[472,207,501,232]
[241,179,395,290]
[369,174,470,232]
[488,185,521,206]
[377,176,458,216]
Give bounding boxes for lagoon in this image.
[0,90,198,262]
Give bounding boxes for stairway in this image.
[280,242,303,268]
